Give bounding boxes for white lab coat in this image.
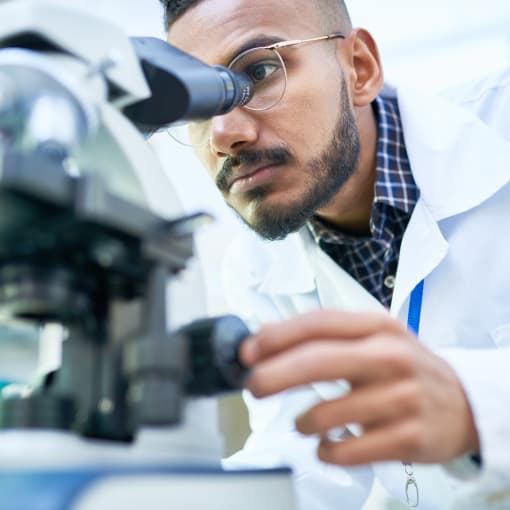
[222,67,510,510]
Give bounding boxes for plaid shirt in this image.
[308,96,419,307]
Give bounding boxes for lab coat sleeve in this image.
[437,346,510,506]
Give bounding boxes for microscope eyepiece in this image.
[123,37,254,134]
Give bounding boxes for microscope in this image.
[0,1,296,508]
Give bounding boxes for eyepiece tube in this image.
[123,37,254,134]
[214,67,254,113]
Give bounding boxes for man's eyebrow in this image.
[227,35,285,63]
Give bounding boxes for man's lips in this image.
[228,163,284,194]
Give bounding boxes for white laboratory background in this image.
[62,0,510,314]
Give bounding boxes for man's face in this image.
[169,0,361,240]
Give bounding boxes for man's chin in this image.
[244,204,310,241]
[228,187,318,240]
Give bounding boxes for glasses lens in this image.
[167,119,210,147]
[229,48,286,111]
[167,49,286,146]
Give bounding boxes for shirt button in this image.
[384,275,396,289]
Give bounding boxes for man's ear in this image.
[340,28,384,107]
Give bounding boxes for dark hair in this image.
[159,0,200,30]
[160,0,351,32]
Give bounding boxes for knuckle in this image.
[365,337,411,371]
[399,422,428,456]
[319,440,355,465]
[378,314,400,331]
[385,343,416,375]
[396,381,421,414]
[368,313,403,334]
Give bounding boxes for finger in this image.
[246,339,403,397]
[241,309,406,365]
[296,381,420,435]
[247,334,419,397]
[317,419,430,465]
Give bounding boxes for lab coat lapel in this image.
[256,87,510,319]
[397,85,510,221]
[390,199,449,317]
[256,229,384,314]
[255,232,328,317]
[301,229,385,312]
[390,86,510,317]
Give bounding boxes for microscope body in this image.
[0,2,295,508]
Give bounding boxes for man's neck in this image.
[315,104,378,236]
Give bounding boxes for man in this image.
[161,0,510,508]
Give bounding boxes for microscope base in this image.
[0,466,296,510]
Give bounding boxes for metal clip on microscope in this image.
[0,1,295,509]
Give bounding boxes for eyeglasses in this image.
[168,32,346,147]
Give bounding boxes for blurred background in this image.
[60,0,510,92]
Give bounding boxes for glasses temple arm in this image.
[267,32,345,50]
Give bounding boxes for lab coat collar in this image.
[389,86,510,315]
[396,85,510,221]
[390,199,450,316]
[256,228,384,312]
[256,232,316,295]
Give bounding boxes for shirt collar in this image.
[373,95,417,213]
[308,95,417,243]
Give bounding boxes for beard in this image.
[216,77,361,241]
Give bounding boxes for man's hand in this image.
[240,310,480,466]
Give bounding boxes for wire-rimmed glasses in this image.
[168,32,345,146]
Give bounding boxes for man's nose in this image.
[209,108,259,158]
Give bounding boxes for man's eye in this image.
[245,61,279,82]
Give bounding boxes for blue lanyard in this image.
[407,279,424,335]
[404,279,425,508]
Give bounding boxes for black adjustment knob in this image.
[180,315,250,396]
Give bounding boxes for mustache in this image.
[216,147,292,192]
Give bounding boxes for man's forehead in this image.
[168,0,322,64]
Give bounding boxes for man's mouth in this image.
[216,147,292,194]
[228,163,284,194]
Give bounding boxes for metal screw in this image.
[98,398,114,414]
